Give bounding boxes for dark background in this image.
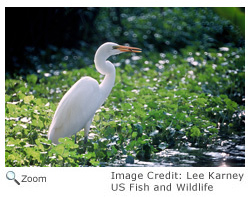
[6,7,245,75]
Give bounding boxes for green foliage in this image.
[27,74,38,85]
[190,126,201,138]
[5,8,244,166]
[95,8,244,52]
[213,7,245,36]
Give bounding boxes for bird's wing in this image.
[49,77,100,134]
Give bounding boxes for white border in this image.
[1,0,248,7]
[1,1,249,197]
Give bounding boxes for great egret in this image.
[48,42,142,144]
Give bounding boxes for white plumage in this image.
[48,42,141,144]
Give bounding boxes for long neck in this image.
[99,62,115,102]
[94,52,116,104]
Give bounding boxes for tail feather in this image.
[48,127,59,144]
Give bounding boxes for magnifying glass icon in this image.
[6,171,20,185]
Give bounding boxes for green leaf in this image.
[90,159,100,166]
[132,132,138,138]
[84,152,96,160]
[93,143,98,150]
[224,98,238,112]
[111,146,118,155]
[195,98,207,106]
[51,144,65,155]
[24,95,34,104]
[25,148,42,162]
[190,126,201,138]
[27,74,38,85]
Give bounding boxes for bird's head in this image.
[96,42,142,59]
[94,42,141,75]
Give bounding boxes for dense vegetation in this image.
[5,8,244,166]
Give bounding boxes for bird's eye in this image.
[112,46,119,50]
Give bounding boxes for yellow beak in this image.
[114,45,142,53]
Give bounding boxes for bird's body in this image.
[48,42,141,144]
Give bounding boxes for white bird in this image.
[48,42,142,144]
